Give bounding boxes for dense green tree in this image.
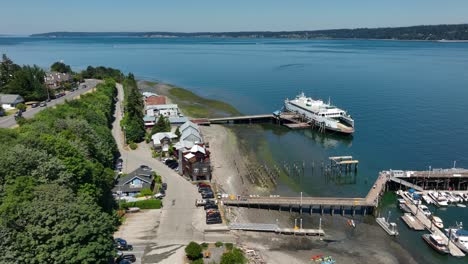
[220,248,246,264]
[0,54,20,89]
[15,103,26,112]
[3,65,47,101]
[81,66,124,82]
[50,61,72,73]
[185,241,202,260]
[0,184,115,264]
[151,115,171,135]
[174,126,181,139]
[122,73,145,143]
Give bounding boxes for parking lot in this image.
[114,209,161,264]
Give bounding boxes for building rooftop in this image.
[145,95,166,106]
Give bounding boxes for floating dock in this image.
[401,213,425,231]
[329,156,359,171]
[399,194,465,257]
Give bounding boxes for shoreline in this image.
[137,79,419,264]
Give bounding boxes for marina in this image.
[401,213,425,231]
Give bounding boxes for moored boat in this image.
[430,215,444,229]
[284,93,354,134]
[376,211,399,236]
[422,234,450,254]
[445,228,468,253]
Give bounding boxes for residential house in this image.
[143,115,156,128]
[181,129,202,144]
[168,116,189,125]
[180,120,199,133]
[112,166,155,197]
[45,72,72,90]
[146,104,179,117]
[0,94,25,110]
[182,144,211,181]
[152,132,178,152]
[142,92,158,98]
[145,95,166,106]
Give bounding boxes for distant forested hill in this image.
[31,23,468,40]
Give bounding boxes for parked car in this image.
[162,183,167,190]
[198,186,212,193]
[197,183,210,188]
[140,164,150,170]
[39,102,47,107]
[31,103,39,108]
[154,192,165,199]
[165,159,176,165]
[118,260,132,264]
[168,163,178,169]
[204,203,219,210]
[206,216,222,224]
[116,254,136,263]
[202,192,214,199]
[46,98,51,102]
[14,111,22,120]
[114,238,133,251]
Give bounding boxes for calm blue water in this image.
[2,37,468,263]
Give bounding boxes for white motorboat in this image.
[422,194,434,204]
[430,215,444,229]
[446,227,468,253]
[376,211,399,236]
[428,192,449,207]
[418,205,432,217]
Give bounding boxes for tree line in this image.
[0,79,120,263]
[31,23,468,40]
[0,54,125,103]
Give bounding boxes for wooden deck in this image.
[401,213,425,231]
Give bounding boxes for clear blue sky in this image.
[2,0,467,34]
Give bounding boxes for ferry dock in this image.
[207,112,314,130]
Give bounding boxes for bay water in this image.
[2,37,468,263]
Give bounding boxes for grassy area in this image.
[119,199,162,209]
[167,87,241,118]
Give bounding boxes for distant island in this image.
[31,23,468,41]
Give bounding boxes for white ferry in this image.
[284,93,354,134]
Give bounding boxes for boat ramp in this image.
[229,223,324,236]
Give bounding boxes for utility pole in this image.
[300,218,303,230]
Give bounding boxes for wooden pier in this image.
[401,213,425,231]
[329,156,359,171]
[207,112,313,130]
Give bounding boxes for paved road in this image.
[0,79,101,128]
[112,83,206,263]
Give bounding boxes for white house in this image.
[146,104,179,117]
[152,132,178,151]
[0,94,24,110]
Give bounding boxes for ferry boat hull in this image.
[284,93,354,135]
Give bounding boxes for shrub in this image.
[220,248,246,264]
[192,259,204,264]
[215,241,223,248]
[129,142,138,150]
[119,199,162,209]
[201,242,209,249]
[16,103,26,112]
[225,243,233,251]
[185,241,202,260]
[135,188,153,197]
